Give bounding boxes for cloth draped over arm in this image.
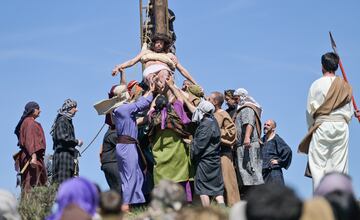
[298,76,352,154]
[19,117,46,156]
[147,100,191,140]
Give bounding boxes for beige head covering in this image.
[0,189,21,220]
[93,85,130,115]
[234,87,262,116]
[187,84,204,98]
[300,197,335,220]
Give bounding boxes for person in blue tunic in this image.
[261,119,292,185]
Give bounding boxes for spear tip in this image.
[329,31,337,51]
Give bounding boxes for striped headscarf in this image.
[58,99,77,118]
[50,99,77,136]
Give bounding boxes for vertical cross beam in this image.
[153,0,169,35]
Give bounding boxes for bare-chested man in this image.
[112,33,196,91]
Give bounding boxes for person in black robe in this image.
[190,100,225,207]
[262,119,292,185]
[100,87,122,193]
[51,99,83,184]
[100,127,121,192]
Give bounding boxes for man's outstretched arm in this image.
[112,50,146,76]
[176,62,197,85]
[166,77,196,113]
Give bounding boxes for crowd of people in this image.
[6,32,360,219]
[1,172,359,219]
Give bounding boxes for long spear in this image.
[329,31,360,122]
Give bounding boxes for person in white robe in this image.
[306,52,354,189]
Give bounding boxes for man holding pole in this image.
[299,52,354,190]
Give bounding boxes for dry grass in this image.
[18,184,58,220]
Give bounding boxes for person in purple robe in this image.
[112,80,156,212]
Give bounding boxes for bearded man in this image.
[261,119,292,185]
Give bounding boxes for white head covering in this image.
[0,189,21,220]
[93,85,130,115]
[234,88,262,114]
[233,88,248,97]
[192,100,215,123]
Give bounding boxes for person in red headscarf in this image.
[14,101,47,193]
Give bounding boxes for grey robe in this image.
[191,116,224,196]
[235,107,264,186]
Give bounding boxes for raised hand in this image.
[165,75,175,86]
[112,65,124,76]
[149,81,156,92]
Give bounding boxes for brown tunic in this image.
[19,117,47,193]
[214,109,240,205]
[214,109,237,148]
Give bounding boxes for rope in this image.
[144,1,151,44]
[80,123,106,155]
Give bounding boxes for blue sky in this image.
[1,0,359,199]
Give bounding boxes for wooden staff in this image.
[329,32,360,122]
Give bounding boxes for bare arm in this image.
[112,50,146,76]
[243,124,253,149]
[166,78,196,113]
[120,71,126,85]
[176,62,197,85]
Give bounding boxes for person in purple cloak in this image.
[113,81,156,211]
[94,71,156,212]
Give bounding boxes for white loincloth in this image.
[142,64,171,79]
